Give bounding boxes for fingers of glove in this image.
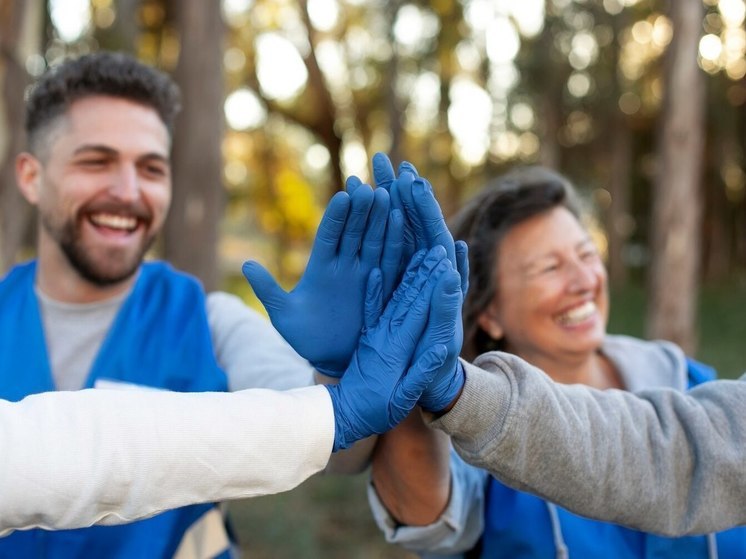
[372,152,396,191]
[420,359,466,413]
[310,191,351,261]
[364,268,384,330]
[387,248,428,310]
[397,160,419,177]
[412,177,456,267]
[395,173,428,252]
[339,185,375,259]
[345,175,365,196]
[388,344,447,424]
[390,246,449,325]
[360,187,390,264]
[425,269,462,345]
[381,209,404,301]
[455,240,470,297]
[393,260,452,341]
[242,261,288,314]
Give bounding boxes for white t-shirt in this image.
[36,289,315,392]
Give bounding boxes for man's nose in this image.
[109,165,139,201]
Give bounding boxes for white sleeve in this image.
[0,385,333,534]
[207,292,315,391]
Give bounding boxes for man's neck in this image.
[35,256,137,304]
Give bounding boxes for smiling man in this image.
[0,52,320,557]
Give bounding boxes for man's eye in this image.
[142,163,168,177]
[79,159,106,167]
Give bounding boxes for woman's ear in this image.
[16,153,42,205]
[477,304,504,340]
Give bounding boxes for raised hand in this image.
[365,154,471,396]
[243,185,402,376]
[347,154,468,296]
[326,246,461,451]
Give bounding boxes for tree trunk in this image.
[163,0,224,291]
[606,115,632,287]
[0,0,41,273]
[383,0,404,167]
[646,0,705,353]
[536,3,563,169]
[92,0,140,53]
[298,0,344,197]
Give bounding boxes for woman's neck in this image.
[517,349,623,390]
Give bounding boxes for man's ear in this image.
[16,152,42,205]
[477,304,504,340]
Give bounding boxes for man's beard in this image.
[41,212,156,287]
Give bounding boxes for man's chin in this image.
[76,262,141,287]
[63,236,154,288]
[65,249,145,288]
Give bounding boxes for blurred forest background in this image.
[1,0,746,556]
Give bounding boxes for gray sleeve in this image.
[206,292,315,391]
[367,450,487,557]
[430,352,746,537]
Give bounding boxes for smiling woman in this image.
[450,167,615,387]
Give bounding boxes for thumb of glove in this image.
[389,344,448,424]
[241,261,288,313]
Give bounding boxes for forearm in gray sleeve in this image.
[430,352,746,536]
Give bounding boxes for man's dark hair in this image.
[25,51,181,155]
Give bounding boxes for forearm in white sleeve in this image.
[0,385,333,534]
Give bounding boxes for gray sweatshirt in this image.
[431,351,746,537]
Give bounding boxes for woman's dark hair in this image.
[449,166,583,361]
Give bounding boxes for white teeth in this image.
[89,213,138,231]
[557,301,596,326]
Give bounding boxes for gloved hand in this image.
[347,154,468,298]
[416,253,466,412]
[243,185,402,376]
[326,246,461,451]
[366,154,470,410]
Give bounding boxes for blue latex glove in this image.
[416,266,466,412]
[370,153,470,410]
[370,153,468,287]
[326,246,460,451]
[347,154,464,298]
[346,173,404,300]
[243,185,398,377]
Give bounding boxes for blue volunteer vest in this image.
[0,261,231,558]
[476,358,746,559]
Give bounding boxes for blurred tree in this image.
[647,0,706,353]
[163,0,225,291]
[92,0,139,53]
[0,0,42,273]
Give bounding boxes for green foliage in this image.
[608,283,746,379]
[229,474,415,559]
